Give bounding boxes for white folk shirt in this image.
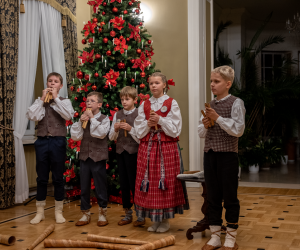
[108,108,140,143]
[134,94,182,139]
[198,94,246,138]
[26,95,75,121]
[71,111,110,141]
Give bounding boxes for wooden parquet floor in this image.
[1,187,300,250]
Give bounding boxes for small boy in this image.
[109,86,144,226]
[198,66,246,250]
[26,72,75,225]
[71,92,110,227]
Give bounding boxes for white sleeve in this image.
[134,102,151,139]
[198,114,207,138]
[216,99,246,137]
[157,99,182,138]
[52,98,75,120]
[108,113,119,141]
[26,98,45,121]
[71,121,84,141]
[128,127,140,144]
[90,116,110,139]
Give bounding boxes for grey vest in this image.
[116,109,139,154]
[37,97,67,137]
[204,95,239,153]
[79,114,109,162]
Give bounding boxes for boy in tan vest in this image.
[26,72,75,225]
[71,92,110,227]
[109,86,144,226]
[198,66,246,250]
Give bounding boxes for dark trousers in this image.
[204,150,240,229]
[80,158,107,210]
[117,151,137,209]
[35,136,66,201]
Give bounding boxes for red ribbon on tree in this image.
[132,52,151,72]
[103,69,120,87]
[128,23,141,42]
[109,110,117,121]
[78,49,94,64]
[114,36,128,54]
[110,16,125,30]
[87,0,104,13]
[138,93,150,105]
[63,167,75,183]
[83,21,97,37]
[67,138,81,152]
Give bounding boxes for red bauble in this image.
[131,78,135,83]
[103,37,108,43]
[114,107,119,111]
[128,2,133,6]
[82,39,87,44]
[112,175,115,179]
[126,37,130,42]
[108,147,112,152]
[110,30,116,37]
[98,28,102,32]
[131,0,135,2]
[112,7,118,13]
[103,2,107,6]
[102,11,106,15]
[140,72,146,78]
[70,86,75,91]
[74,97,78,101]
[94,72,99,77]
[93,17,98,23]
[106,50,112,56]
[136,49,142,54]
[88,37,94,43]
[104,85,109,89]
[118,62,125,69]
[139,22,143,26]
[100,21,105,27]
[135,9,140,14]
[105,103,109,108]
[140,83,145,89]
[92,85,97,91]
[124,10,128,14]
[85,75,90,81]
[74,112,79,118]
[95,54,101,59]
[130,59,135,64]
[148,40,152,45]
[77,71,83,79]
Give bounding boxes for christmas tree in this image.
[63,0,158,200]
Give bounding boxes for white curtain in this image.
[14,0,68,203]
[40,2,68,98]
[13,0,41,203]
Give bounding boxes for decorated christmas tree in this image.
[63,0,159,200]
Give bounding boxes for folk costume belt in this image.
[140,128,168,193]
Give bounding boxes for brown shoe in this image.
[118,218,133,226]
[202,240,221,250]
[75,210,91,226]
[97,220,109,227]
[97,207,108,227]
[219,243,239,250]
[133,220,145,227]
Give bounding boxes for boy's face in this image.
[210,72,232,96]
[86,95,102,112]
[121,95,137,111]
[149,76,166,97]
[47,76,63,92]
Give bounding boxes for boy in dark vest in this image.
[71,92,110,227]
[198,66,246,250]
[26,72,74,225]
[109,86,144,226]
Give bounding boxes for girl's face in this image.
[149,76,166,98]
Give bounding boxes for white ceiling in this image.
[214,0,300,23]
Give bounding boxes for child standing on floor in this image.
[26,72,74,225]
[109,86,144,226]
[71,92,110,227]
[198,66,246,250]
[134,72,188,233]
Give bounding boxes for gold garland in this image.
[26,0,77,24]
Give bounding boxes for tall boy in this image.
[109,86,144,226]
[71,92,110,227]
[26,72,74,224]
[198,66,246,250]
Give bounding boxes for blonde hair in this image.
[211,66,235,83]
[87,91,103,103]
[47,72,63,85]
[120,86,137,99]
[149,72,168,93]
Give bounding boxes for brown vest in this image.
[37,97,67,137]
[116,109,139,154]
[79,114,108,162]
[204,95,239,153]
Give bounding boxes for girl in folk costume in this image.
[134,72,189,233]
